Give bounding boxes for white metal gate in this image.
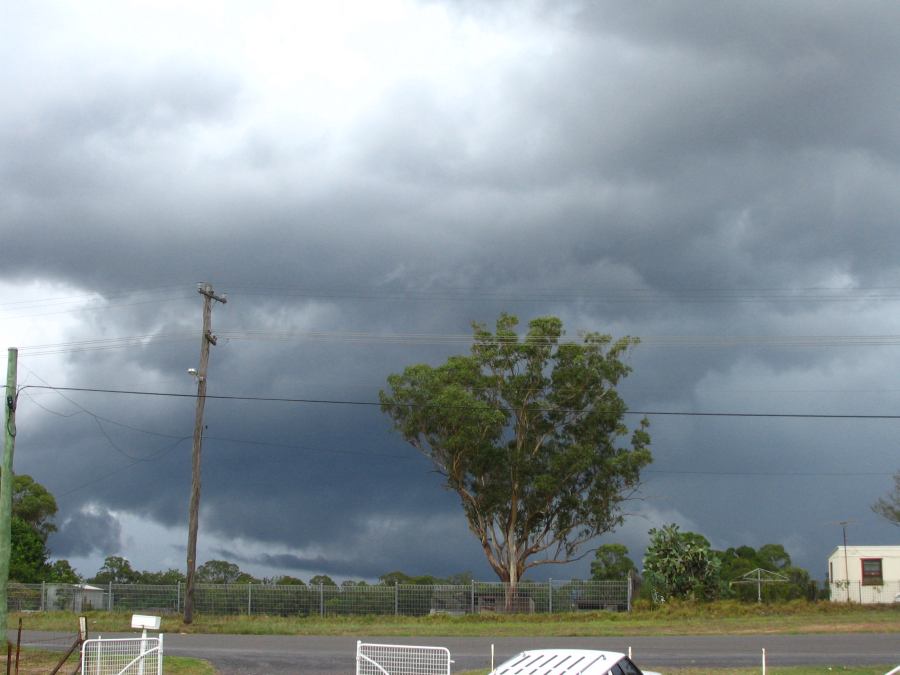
[81,636,163,675]
[356,641,452,675]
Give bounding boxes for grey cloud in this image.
[6,1,900,581]
[50,506,123,559]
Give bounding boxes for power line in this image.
[19,371,190,464]
[20,385,900,419]
[18,383,892,494]
[18,330,900,356]
[222,284,900,304]
[0,288,196,321]
[22,390,893,472]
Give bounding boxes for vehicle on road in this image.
[490,649,661,675]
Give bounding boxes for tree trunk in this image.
[506,532,518,612]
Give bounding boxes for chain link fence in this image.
[8,579,631,616]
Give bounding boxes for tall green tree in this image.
[590,543,637,581]
[196,560,245,584]
[46,559,81,584]
[138,568,186,585]
[9,517,48,582]
[12,474,58,542]
[643,524,722,601]
[716,543,814,602]
[381,314,651,593]
[271,575,305,586]
[91,556,140,584]
[308,574,336,587]
[872,470,900,526]
[5,475,78,583]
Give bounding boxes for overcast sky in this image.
[2,0,899,584]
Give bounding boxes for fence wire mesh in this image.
[356,641,451,675]
[8,579,633,617]
[82,636,163,675]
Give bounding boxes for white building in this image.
[828,545,900,604]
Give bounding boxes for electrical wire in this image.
[19,385,900,419]
[17,329,900,358]
[222,284,900,304]
[17,380,892,497]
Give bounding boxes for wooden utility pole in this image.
[183,284,226,624]
[0,348,18,640]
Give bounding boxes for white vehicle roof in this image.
[490,648,661,675]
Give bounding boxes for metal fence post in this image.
[470,580,475,614]
[176,582,181,613]
[248,583,252,615]
[627,573,633,612]
[319,583,324,617]
[108,582,113,611]
[40,581,45,612]
[394,582,398,616]
[548,579,553,613]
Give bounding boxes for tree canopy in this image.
[872,470,900,526]
[380,313,651,589]
[90,556,140,584]
[196,559,254,584]
[46,559,81,584]
[9,517,48,583]
[308,574,337,587]
[590,543,637,581]
[715,543,813,601]
[12,474,58,542]
[643,524,722,601]
[6,473,76,583]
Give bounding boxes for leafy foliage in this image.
[196,559,256,584]
[378,570,448,585]
[643,524,722,601]
[46,559,81,583]
[381,313,651,587]
[5,474,79,583]
[139,568,187,585]
[872,470,900,526]
[716,543,814,601]
[271,575,306,586]
[590,543,637,581]
[308,574,337,587]
[90,555,141,584]
[12,474,58,541]
[9,517,48,582]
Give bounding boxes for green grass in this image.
[5,647,216,674]
[14,600,898,637]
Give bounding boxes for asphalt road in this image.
[17,630,900,673]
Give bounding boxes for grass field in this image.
[7,647,216,674]
[12,600,899,637]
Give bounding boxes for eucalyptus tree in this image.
[380,313,651,598]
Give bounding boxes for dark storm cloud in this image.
[4,0,900,580]
[51,507,123,558]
